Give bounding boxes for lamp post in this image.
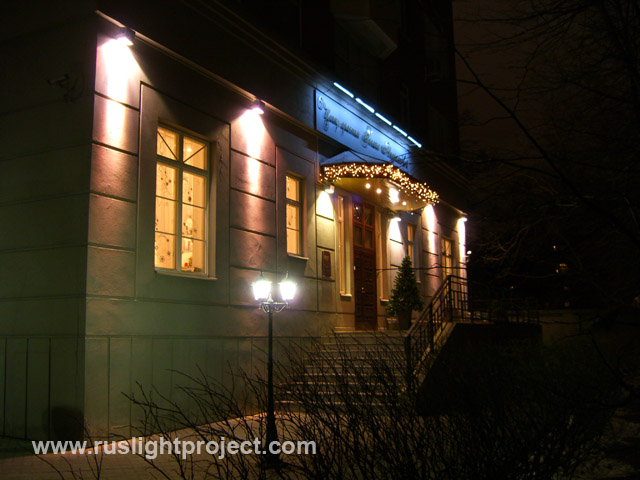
[252,272,296,466]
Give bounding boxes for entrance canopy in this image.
[321,151,438,212]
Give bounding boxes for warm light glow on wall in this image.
[100,39,138,101]
[457,217,467,265]
[389,214,403,243]
[425,204,437,255]
[316,190,334,219]
[99,38,139,148]
[389,187,399,204]
[238,109,266,159]
[423,204,440,292]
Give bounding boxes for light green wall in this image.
[0,15,96,439]
[81,21,339,439]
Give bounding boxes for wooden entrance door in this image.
[353,201,377,330]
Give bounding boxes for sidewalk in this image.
[0,436,164,479]
[0,415,288,480]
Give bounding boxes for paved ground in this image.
[0,416,286,480]
[0,438,155,479]
[3,404,640,480]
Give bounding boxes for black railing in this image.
[403,275,541,390]
[467,298,540,324]
[404,275,469,390]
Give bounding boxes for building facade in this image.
[0,0,467,440]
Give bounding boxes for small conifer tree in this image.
[387,255,424,322]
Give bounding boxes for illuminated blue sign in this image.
[314,91,409,169]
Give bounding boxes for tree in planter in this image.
[387,255,424,329]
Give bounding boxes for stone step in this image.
[321,333,405,345]
[298,364,405,375]
[303,355,404,364]
[294,371,405,379]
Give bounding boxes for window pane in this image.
[157,127,178,160]
[155,233,175,269]
[183,172,206,207]
[183,137,207,170]
[442,239,450,255]
[364,229,373,248]
[364,206,373,226]
[156,164,177,199]
[155,197,176,233]
[286,175,299,201]
[354,226,362,246]
[287,228,300,255]
[181,238,205,272]
[353,203,362,222]
[338,223,346,292]
[182,205,205,240]
[286,204,299,229]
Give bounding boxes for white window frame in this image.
[407,222,417,267]
[285,173,304,256]
[154,124,210,275]
[441,237,454,280]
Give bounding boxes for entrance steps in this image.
[276,331,409,410]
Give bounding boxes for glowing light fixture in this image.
[279,273,297,302]
[333,82,355,98]
[389,188,399,204]
[252,271,272,302]
[355,98,375,113]
[375,112,392,125]
[461,216,468,222]
[408,136,422,148]
[324,183,335,194]
[393,125,408,137]
[252,271,297,466]
[321,163,439,204]
[251,99,265,115]
[376,188,382,194]
[330,78,425,151]
[402,201,407,206]
[391,212,401,222]
[116,27,135,46]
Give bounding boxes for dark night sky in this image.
[453,0,541,159]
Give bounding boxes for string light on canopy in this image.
[321,163,439,204]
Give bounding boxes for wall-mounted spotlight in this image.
[116,27,135,46]
[461,216,468,222]
[324,183,335,194]
[251,99,265,115]
[389,188,399,204]
[391,212,402,222]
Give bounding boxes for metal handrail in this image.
[403,275,541,390]
[404,275,469,390]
